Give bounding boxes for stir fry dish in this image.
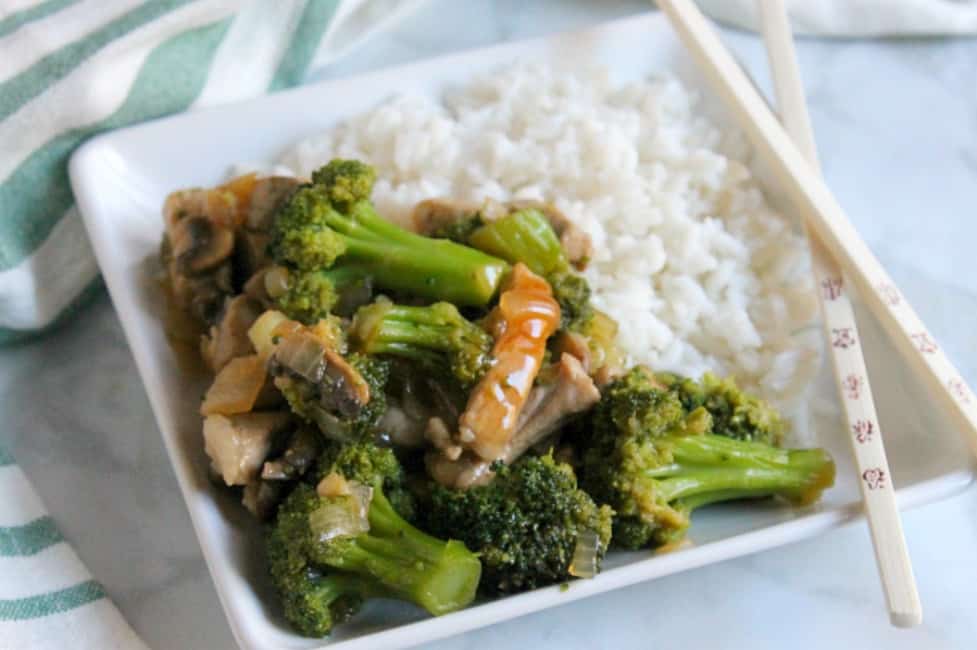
[159,159,835,637]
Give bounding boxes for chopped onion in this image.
[264,266,291,298]
[347,482,374,517]
[316,472,352,497]
[568,529,599,579]
[275,332,325,382]
[308,485,373,542]
[247,310,289,357]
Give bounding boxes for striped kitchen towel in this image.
[0,0,423,344]
[0,445,148,649]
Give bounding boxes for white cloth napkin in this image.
[698,0,977,36]
[0,448,148,650]
[0,0,422,343]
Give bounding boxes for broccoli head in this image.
[422,454,613,595]
[268,264,372,324]
[269,160,509,309]
[266,442,481,637]
[351,297,493,387]
[658,371,785,446]
[313,439,416,521]
[266,535,382,638]
[578,368,835,549]
[311,159,376,209]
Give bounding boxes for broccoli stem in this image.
[644,435,836,510]
[330,202,510,307]
[352,300,492,386]
[468,208,567,276]
[332,488,482,616]
[466,209,592,329]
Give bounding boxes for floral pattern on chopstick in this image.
[832,327,856,349]
[862,468,886,490]
[910,332,938,354]
[842,373,863,400]
[853,419,874,444]
[821,277,843,300]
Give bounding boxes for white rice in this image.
[256,64,822,423]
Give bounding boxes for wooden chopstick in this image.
[653,0,977,466]
[756,0,921,627]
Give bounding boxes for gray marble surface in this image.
[3,1,977,648]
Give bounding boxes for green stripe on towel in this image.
[0,0,193,122]
[268,0,340,91]
[0,447,13,466]
[0,18,231,270]
[0,0,80,39]
[0,517,64,556]
[0,580,105,621]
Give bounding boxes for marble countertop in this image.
[3,1,977,648]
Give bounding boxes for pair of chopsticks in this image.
[754,1,920,627]
[656,0,977,627]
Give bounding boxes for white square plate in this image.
[69,13,974,650]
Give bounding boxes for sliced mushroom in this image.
[203,411,292,486]
[247,176,302,232]
[201,295,264,373]
[268,329,373,441]
[170,216,235,275]
[411,198,481,235]
[271,330,371,412]
[552,331,592,373]
[234,230,271,282]
[261,426,320,481]
[427,353,600,489]
[242,480,288,520]
[169,261,234,325]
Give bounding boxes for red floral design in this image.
[842,373,863,400]
[831,327,856,349]
[862,468,886,490]
[852,419,874,444]
[910,331,938,354]
[948,377,972,405]
[821,277,843,300]
[876,282,901,307]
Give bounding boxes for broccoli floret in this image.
[466,208,592,330]
[270,160,509,308]
[265,545,381,638]
[658,372,785,446]
[576,308,624,375]
[422,454,613,595]
[351,297,493,387]
[266,442,481,636]
[311,159,376,210]
[270,265,372,324]
[577,368,835,549]
[313,440,416,522]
